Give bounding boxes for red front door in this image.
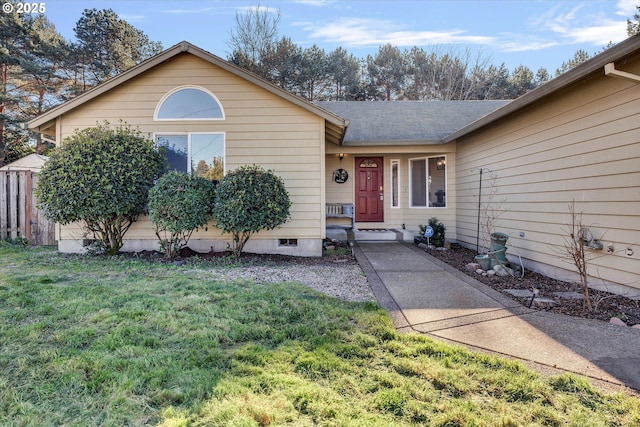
[355,157,384,222]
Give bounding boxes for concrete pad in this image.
[532,297,556,308]
[325,228,348,241]
[378,270,509,325]
[364,252,440,272]
[424,313,623,384]
[357,241,412,253]
[409,306,533,332]
[505,289,535,298]
[355,241,640,391]
[354,230,397,241]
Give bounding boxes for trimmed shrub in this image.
[148,171,217,258]
[35,122,165,255]
[213,165,291,256]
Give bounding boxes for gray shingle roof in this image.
[316,100,510,145]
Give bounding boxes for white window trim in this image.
[409,157,427,209]
[154,131,226,175]
[154,85,226,121]
[408,155,447,209]
[390,159,400,209]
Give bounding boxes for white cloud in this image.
[529,4,584,35]
[569,20,629,45]
[292,0,337,6]
[528,2,629,46]
[235,5,281,14]
[119,14,146,23]
[162,7,219,14]
[304,17,493,48]
[498,37,559,53]
[615,0,639,17]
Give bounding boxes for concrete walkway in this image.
[354,241,640,392]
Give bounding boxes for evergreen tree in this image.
[72,8,162,86]
[627,6,640,36]
[509,65,535,98]
[326,47,360,100]
[298,45,329,101]
[261,36,302,92]
[0,4,35,165]
[14,15,70,153]
[555,49,591,76]
[366,44,406,100]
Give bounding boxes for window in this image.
[156,133,225,180]
[155,86,224,120]
[391,160,400,208]
[359,158,378,168]
[409,156,446,208]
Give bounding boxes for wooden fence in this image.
[0,170,55,246]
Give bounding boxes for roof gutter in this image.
[604,62,640,83]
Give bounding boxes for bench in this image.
[326,203,355,230]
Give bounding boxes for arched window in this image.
[155,86,224,120]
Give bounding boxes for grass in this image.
[1,246,638,426]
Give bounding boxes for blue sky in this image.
[42,0,638,73]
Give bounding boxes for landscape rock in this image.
[609,317,627,327]
[532,297,557,308]
[486,269,496,276]
[418,243,430,250]
[632,324,640,330]
[466,262,481,272]
[494,264,514,277]
[324,245,335,251]
[475,269,484,275]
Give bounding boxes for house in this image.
[28,41,349,257]
[28,35,640,296]
[443,34,640,298]
[0,153,48,171]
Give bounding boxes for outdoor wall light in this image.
[339,153,344,161]
[436,157,446,170]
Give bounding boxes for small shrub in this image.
[416,217,446,247]
[213,165,291,257]
[35,122,165,255]
[148,172,217,259]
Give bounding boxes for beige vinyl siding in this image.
[325,145,457,234]
[455,65,640,291]
[58,53,325,244]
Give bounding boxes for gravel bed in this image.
[190,262,375,302]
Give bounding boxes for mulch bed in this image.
[422,243,640,326]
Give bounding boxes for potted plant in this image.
[474,254,491,270]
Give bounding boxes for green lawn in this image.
[1,246,638,426]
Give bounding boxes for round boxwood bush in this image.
[35,122,165,255]
[213,165,291,256]
[148,171,217,258]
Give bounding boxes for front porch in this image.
[326,227,415,242]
